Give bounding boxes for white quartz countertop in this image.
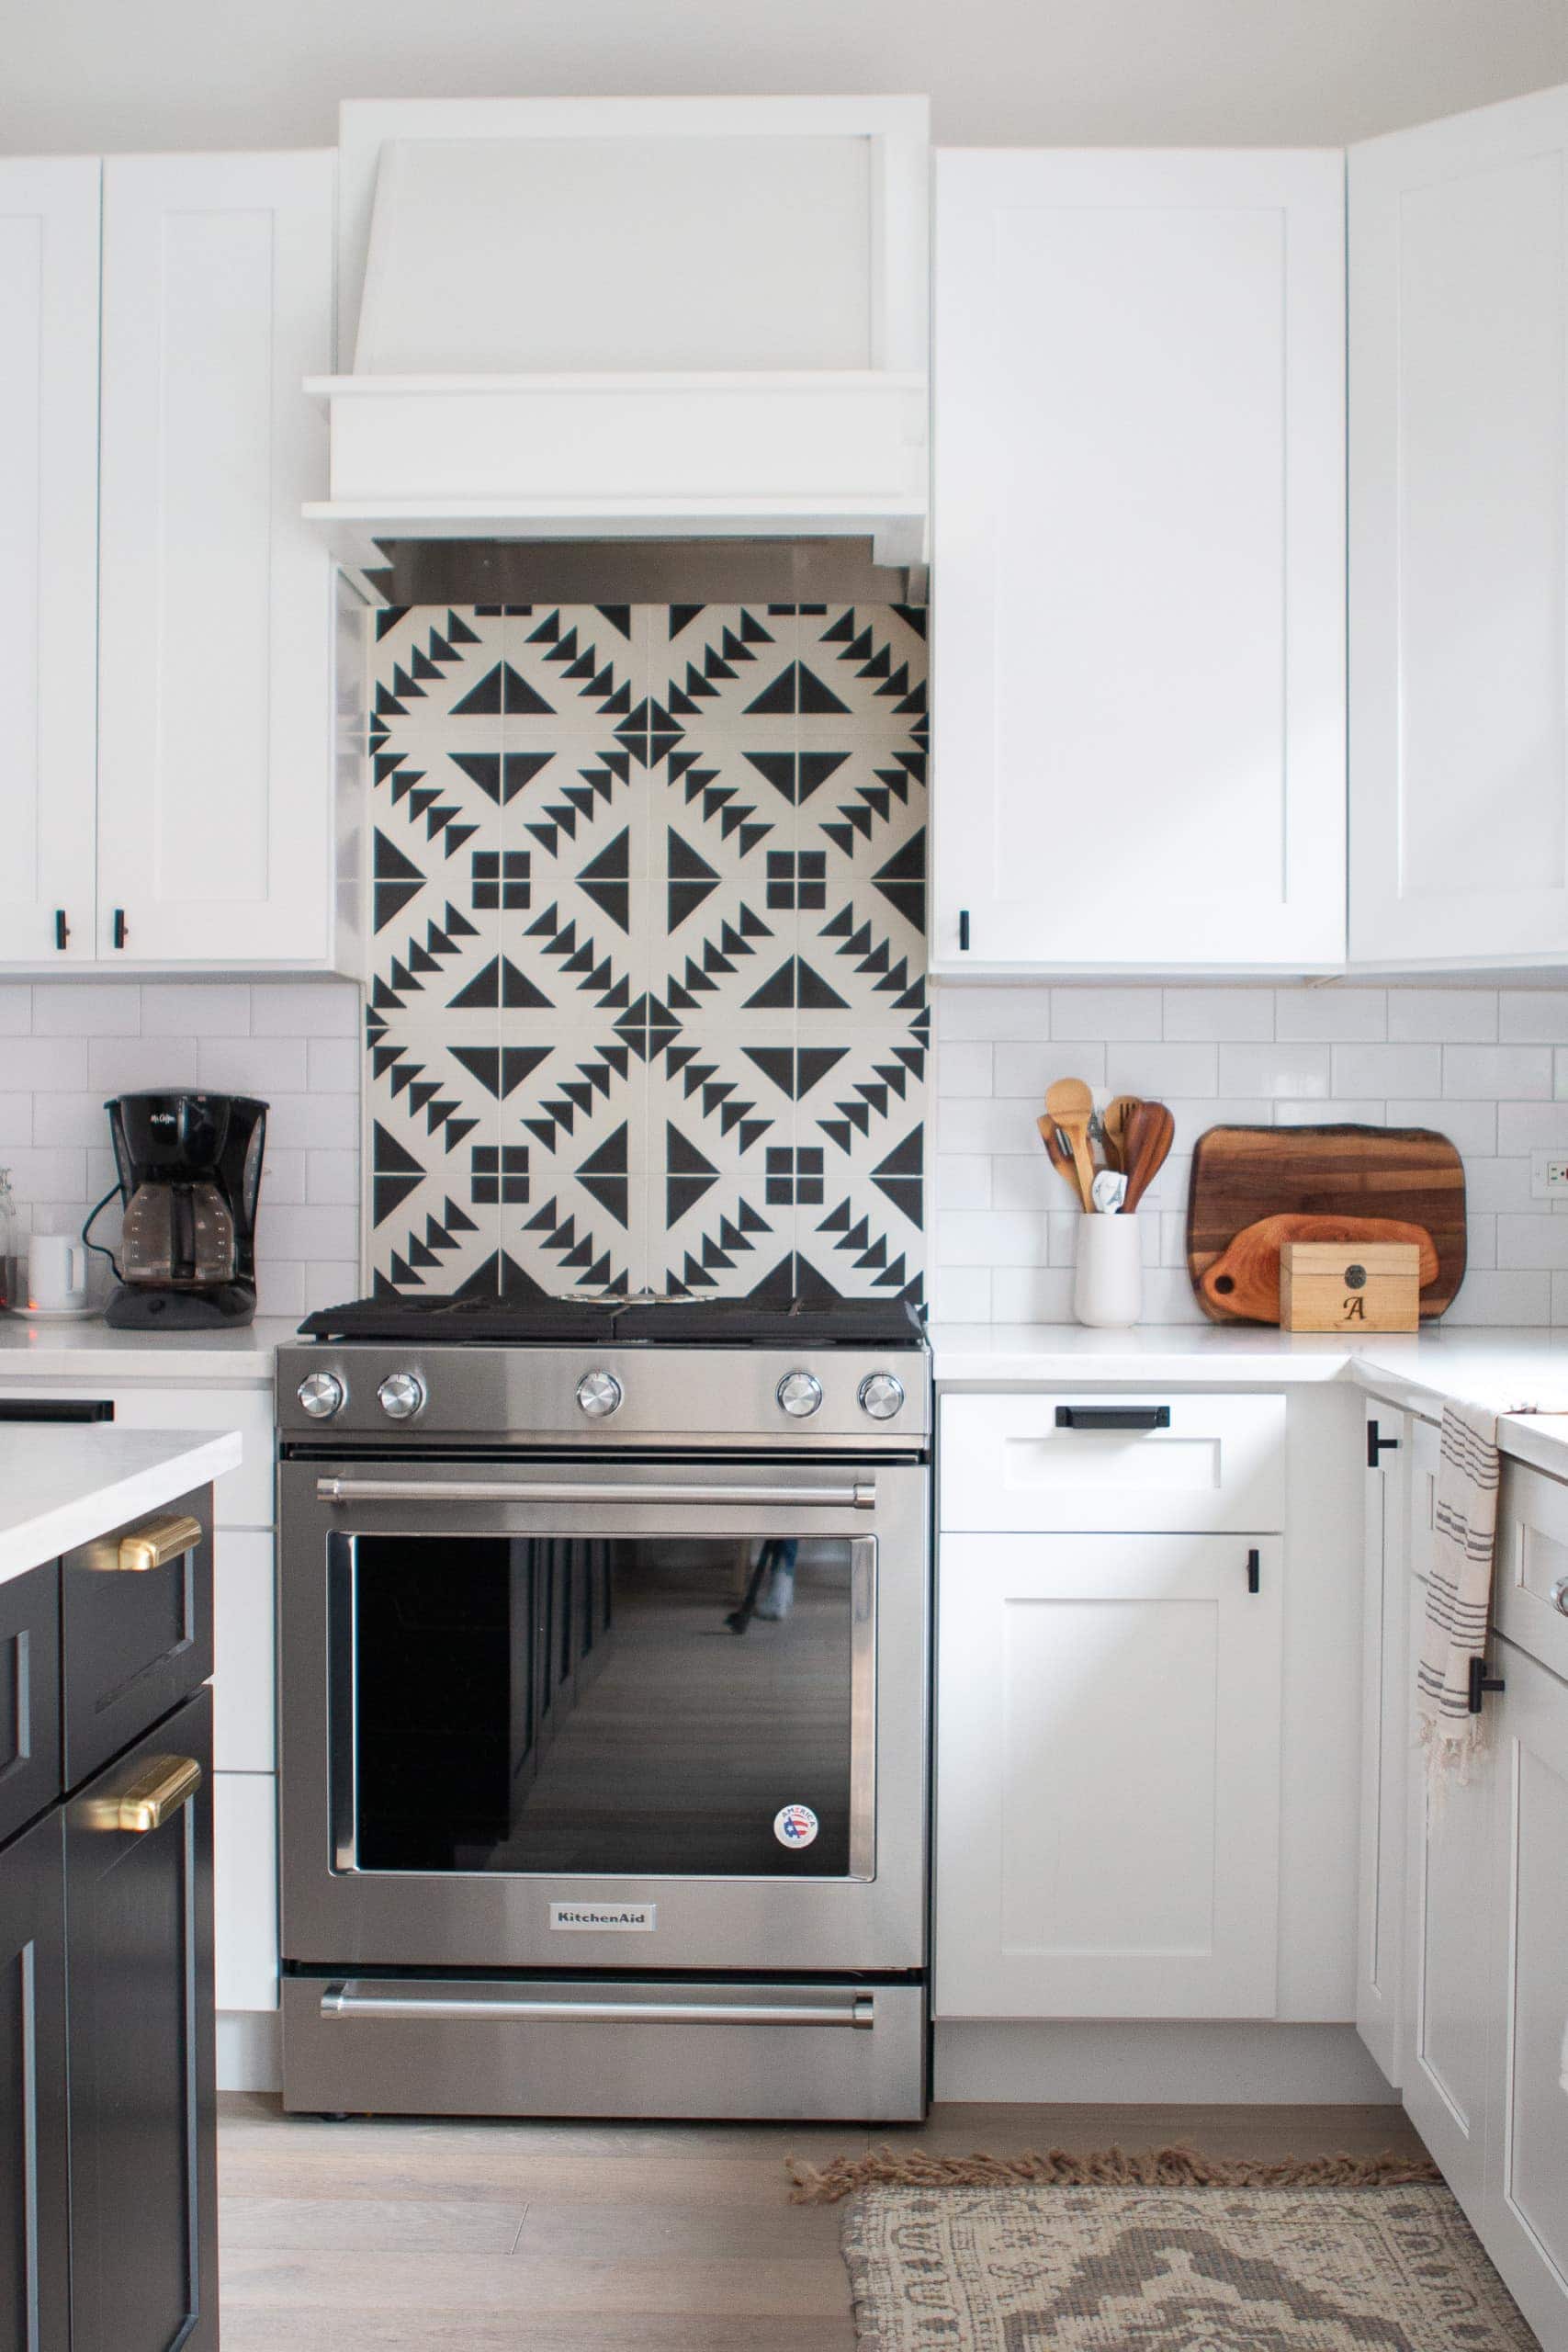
[0,1314,292,1382]
[0,1426,244,1587]
[930,1321,1568,1475]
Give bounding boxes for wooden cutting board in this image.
[1198,1214,1438,1323]
[1187,1125,1467,1324]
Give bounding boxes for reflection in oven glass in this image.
[352,1536,857,1877]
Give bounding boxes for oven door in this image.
[278,1453,928,1974]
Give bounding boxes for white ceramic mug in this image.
[28,1234,89,1313]
[1073,1213,1143,1329]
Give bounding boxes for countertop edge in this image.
[0,1428,245,1586]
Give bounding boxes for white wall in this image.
[934,984,1568,1328]
[0,980,361,1318]
[2,0,1566,155]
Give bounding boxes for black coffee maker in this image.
[99,1093,267,1329]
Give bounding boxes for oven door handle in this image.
[314,1476,878,1510]
[321,1984,875,2030]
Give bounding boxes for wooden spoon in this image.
[1044,1078,1097,1212]
[1102,1095,1140,1173]
[1121,1101,1175,1216]
[1036,1114,1085,1202]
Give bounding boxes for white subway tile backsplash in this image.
[1443,1046,1552,1100]
[935,1043,994,1098]
[1218,1043,1332,1099]
[930,981,1568,1329]
[0,983,362,1317]
[1051,987,1162,1040]
[1499,990,1568,1042]
[997,1042,1105,1095]
[31,985,141,1037]
[1275,989,1387,1041]
[1332,1043,1442,1097]
[1161,989,1274,1041]
[1104,1042,1217,1099]
[1388,990,1497,1043]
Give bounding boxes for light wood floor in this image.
[217,2092,1431,2350]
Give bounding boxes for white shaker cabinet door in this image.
[931,149,1346,975]
[96,151,337,967]
[1483,1638,1568,2347]
[1356,1403,1408,2086]
[935,1532,1282,2019]
[0,158,100,965]
[1350,85,1568,967]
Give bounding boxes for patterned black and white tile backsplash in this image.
[367,604,929,1302]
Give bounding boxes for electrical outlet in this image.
[1530,1152,1568,1199]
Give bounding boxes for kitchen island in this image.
[1,1420,241,2352]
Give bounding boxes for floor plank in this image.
[219,2094,1433,2352]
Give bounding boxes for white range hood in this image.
[308,96,930,567]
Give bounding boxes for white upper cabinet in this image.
[0,159,100,964]
[931,150,1347,974]
[1350,85,1568,968]
[96,152,344,967]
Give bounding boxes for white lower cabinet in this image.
[936,1531,1283,2019]
[1356,1401,1408,2086]
[214,1772,279,2015]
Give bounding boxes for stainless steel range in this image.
[275,1292,931,2122]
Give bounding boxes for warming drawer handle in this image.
[1055,1406,1171,1432]
[81,1754,202,1835]
[315,1476,877,1510]
[321,1986,874,2030]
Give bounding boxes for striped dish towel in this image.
[1416,1401,1502,1776]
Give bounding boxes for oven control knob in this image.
[858,1372,906,1421]
[777,1370,823,1419]
[576,1369,623,1419]
[377,1372,425,1421]
[297,1371,344,1420]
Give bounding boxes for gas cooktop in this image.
[297,1292,927,1350]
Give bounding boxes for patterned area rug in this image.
[832,2173,1535,2349]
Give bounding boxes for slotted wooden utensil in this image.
[1121,1100,1175,1215]
[1102,1095,1140,1173]
[1044,1078,1097,1212]
[1037,1114,1086,1203]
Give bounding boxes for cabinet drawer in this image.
[0,1563,62,1847]
[0,1383,273,1530]
[1497,1460,1568,1684]
[1408,1415,1440,1583]
[61,1487,213,1789]
[940,1393,1286,1532]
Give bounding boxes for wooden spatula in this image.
[1121,1101,1175,1215]
[1044,1078,1097,1212]
[1102,1095,1140,1173]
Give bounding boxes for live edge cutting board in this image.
[1187,1124,1467,1325]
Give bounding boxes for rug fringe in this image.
[786,2142,1443,2204]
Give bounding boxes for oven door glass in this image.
[342,1532,873,1879]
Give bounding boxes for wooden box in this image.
[1280,1240,1422,1332]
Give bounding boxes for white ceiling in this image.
[3,0,1566,155]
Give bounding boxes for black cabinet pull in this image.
[0,1398,113,1422]
[1247,1547,1261,1594]
[1467,1656,1506,1713]
[1055,1405,1171,1432]
[54,908,69,950]
[958,909,970,951]
[1367,1419,1401,1469]
[112,908,128,950]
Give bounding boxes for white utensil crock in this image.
[28,1234,89,1313]
[1073,1214,1142,1329]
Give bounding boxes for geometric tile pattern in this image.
[367,604,929,1302]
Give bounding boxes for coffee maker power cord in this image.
[80,1185,123,1285]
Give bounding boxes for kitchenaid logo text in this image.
[549,1904,656,1932]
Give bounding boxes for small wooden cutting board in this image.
[1187,1124,1467,1324]
[1198,1214,1438,1323]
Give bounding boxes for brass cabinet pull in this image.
[82,1754,202,1834]
[114,1512,203,1573]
